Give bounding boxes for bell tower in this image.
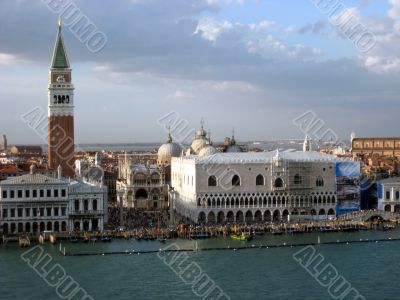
[48,19,75,178]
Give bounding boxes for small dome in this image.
[191,138,207,154]
[157,133,182,165]
[199,145,219,156]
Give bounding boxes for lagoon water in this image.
[1,229,400,300]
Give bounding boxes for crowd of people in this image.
[108,207,168,229]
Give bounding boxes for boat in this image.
[101,236,112,242]
[70,237,79,243]
[270,230,283,235]
[157,237,166,244]
[230,233,251,241]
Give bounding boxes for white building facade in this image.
[171,151,342,224]
[378,178,400,212]
[0,172,69,234]
[0,171,108,234]
[68,180,108,231]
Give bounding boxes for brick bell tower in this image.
[48,19,75,178]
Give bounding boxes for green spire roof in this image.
[51,22,70,69]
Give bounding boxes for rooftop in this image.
[0,173,67,185]
[176,150,347,165]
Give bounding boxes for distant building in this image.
[0,135,7,151]
[351,137,400,158]
[377,178,400,213]
[10,145,43,156]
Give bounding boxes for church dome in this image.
[157,134,182,165]
[190,122,208,154]
[191,138,208,154]
[199,145,219,156]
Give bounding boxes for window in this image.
[208,176,217,187]
[256,174,264,186]
[10,190,14,198]
[274,178,284,188]
[294,174,302,185]
[61,207,66,216]
[47,189,51,197]
[32,208,37,217]
[10,209,15,217]
[2,190,7,198]
[39,208,44,217]
[93,199,98,211]
[18,208,23,217]
[54,189,59,197]
[33,190,37,198]
[61,189,66,197]
[25,190,30,198]
[232,175,240,186]
[74,200,80,211]
[25,208,30,217]
[386,191,391,200]
[396,191,400,200]
[46,208,52,217]
[40,190,44,197]
[2,209,7,218]
[316,176,324,187]
[17,190,23,198]
[54,207,59,216]
[84,200,89,211]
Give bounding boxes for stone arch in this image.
[273,210,280,222]
[245,210,253,224]
[208,211,216,224]
[236,211,244,223]
[384,204,392,212]
[274,177,284,188]
[319,208,326,215]
[328,208,335,215]
[217,211,225,223]
[264,210,272,222]
[226,211,234,222]
[135,189,148,199]
[25,223,31,233]
[198,211,206,223]
[282,209,289,222]
[254,210,262,223]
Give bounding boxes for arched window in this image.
[294,174,302,185]
[316,176,324,187]
[256,174,264,186]
[232,175,240,186]
[274,177,283,188]
[93,199,98,211]
[208,176,217,187]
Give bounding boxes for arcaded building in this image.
[171,150,342,224]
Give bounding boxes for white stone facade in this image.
[0,173,108,234]
[0,174,69,234]
[378,178,400,213]
[171,151,342,223]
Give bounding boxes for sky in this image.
[0,0,399,145]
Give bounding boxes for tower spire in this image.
[51,19,70,69]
